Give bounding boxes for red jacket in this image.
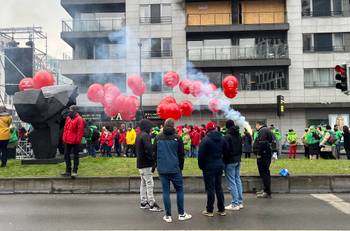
[100,132,113,147]
[63,113,85,145]
[119,131,126,144]
[112,129,120,141]
[191,130,201,146]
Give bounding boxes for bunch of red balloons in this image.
[18,70,55,91]
[157,96,193,120]
[222,75,239,99]
[127,74,146,96]
[179,79,217,98]
[208,98,220,113]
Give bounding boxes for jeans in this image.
[185,150,191,158]
[191,146,198,158]
[225,163,243,206]
[257,156,271,195]
[114,141,121,156]
[336,143,342,159]
[64,144,80,173]
[87,142,96,157]
[0,140,9,166]
[126,145,135,157]
[159,172,185,217]
[345,148,350,160]
[203,169,225,213]
[139,167,155,206]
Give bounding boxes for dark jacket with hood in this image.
[224,126,243,164]
[154,126,185,174]
[253,125,274,157]
[136,119,154,169]
[198,130,226,172]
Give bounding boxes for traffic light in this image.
[335,64,350,94]
[277,95,285,117]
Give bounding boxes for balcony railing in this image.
[302,10,345,17]
[186,11,286,26]
[142,50,173,58]
[303,46,346,52]
[62,18,125,32]
[188,44,288,61]
[139,16,172,24]
[305,81,336,88]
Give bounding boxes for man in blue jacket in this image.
[198,121,227,217]
[154,118,192,223]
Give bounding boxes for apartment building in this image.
[60,0,350,134]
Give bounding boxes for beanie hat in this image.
[206,121,216,131]
[225,120,235,129]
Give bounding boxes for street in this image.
[0,194,349,231]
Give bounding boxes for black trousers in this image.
[304,145,309,159]
[125,144,135,157]
[0,140,9,166]
[203,169,225,213]
[64,144,80,173]
[257,156,271,195]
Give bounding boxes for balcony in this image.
[62,19,125,32]
[303,46,346,53]
[139,16,172,24]
[60,59,126,76]
[302,10,346,17]
[188,44,290,67]
[61,0,126,17]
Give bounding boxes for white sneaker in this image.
[163,215,172,223]
[239,204,244,209]
[225,204,240,211]
[178,212,192,221]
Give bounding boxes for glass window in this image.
[333,33,344,51]
[162,38,172,57]
[302,0,311,16]
[313,0,331,16]
[141,72,151,92]
[151,4,161,23]
[162,4,172,17]
[314,33,332,51]
[140,5,150,18]
[303,34,313,51]
[151,72,162,92]
[332,0,343,15]
[304,68,335,88]
[151,38,161,57]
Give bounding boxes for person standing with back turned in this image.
[154,118,192,223]
[0,106,12,168]
[253,121,274,198]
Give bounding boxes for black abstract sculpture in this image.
[14,85,78,159]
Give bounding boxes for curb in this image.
[1,175,350,194]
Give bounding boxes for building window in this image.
[77,74,126,93]
[141,38,172,58]
[140,4,172,24]
[304,68,335,88]
[95,43,126,59]
[303,33,345,52]
[302,0,345,16]
[141,72,171,92]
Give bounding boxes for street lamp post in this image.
[137,41,144,120]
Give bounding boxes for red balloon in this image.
[87,84,105,103]
[126,96,140,113]
[157,102,182,120]
[104,83,115,91]
[224,88,238,99]
[163,71,180,88]
[208,99,220,113]
[114,95,128,113]
[128,74,143,89]
[121,111,136,121]
[179,79,193,95]
[104,106,118,118]
[104,85,121,107]
[202,83,218,97]
[160,96,177,105]
[179,100,193,117]
[222,75,239,91]
[130,96,141,109]
[190,81,203,97]
[33,70,55,89]
[132,81,146,96]
[19,78,34,91]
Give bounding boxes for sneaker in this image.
[216,211,227,216]
[140,202,149,209]
[256,190,264,195]
[257,192,272,199]
[71,172,78,178]
[163,215,172,223]
[60,172,71,177]
[225,204,240,211]
[239,204,244,209]
[201,210,214,217]
[149,203,163,212]
[178,212,192,221]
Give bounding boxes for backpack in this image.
[84,126,91,138]
[327,133,337,145]
[91,128,100,142]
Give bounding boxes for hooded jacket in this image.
[253,126,274,156]
[224,126,242,164]
[287,131,298,144]
[0,112,12,141]
[198,130,226,171]
[126,128,136,145]
[154,126,184,174]
[136,120,154,169]
[63,111,85,145]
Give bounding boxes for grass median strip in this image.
[0,157,349,178]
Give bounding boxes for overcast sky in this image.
[0,0,71,59]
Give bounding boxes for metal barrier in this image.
[16,140,34,160]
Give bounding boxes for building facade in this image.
[60,0,350,136]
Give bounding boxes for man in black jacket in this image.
[253,121,274,198]
[136,119,162,212]
[198,121,227,217]
[223,120,244,211]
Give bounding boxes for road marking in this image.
[311,194,350,215]
[65,230,350,231]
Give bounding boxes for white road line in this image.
[64,230,350,231]
[311,194,350,215]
